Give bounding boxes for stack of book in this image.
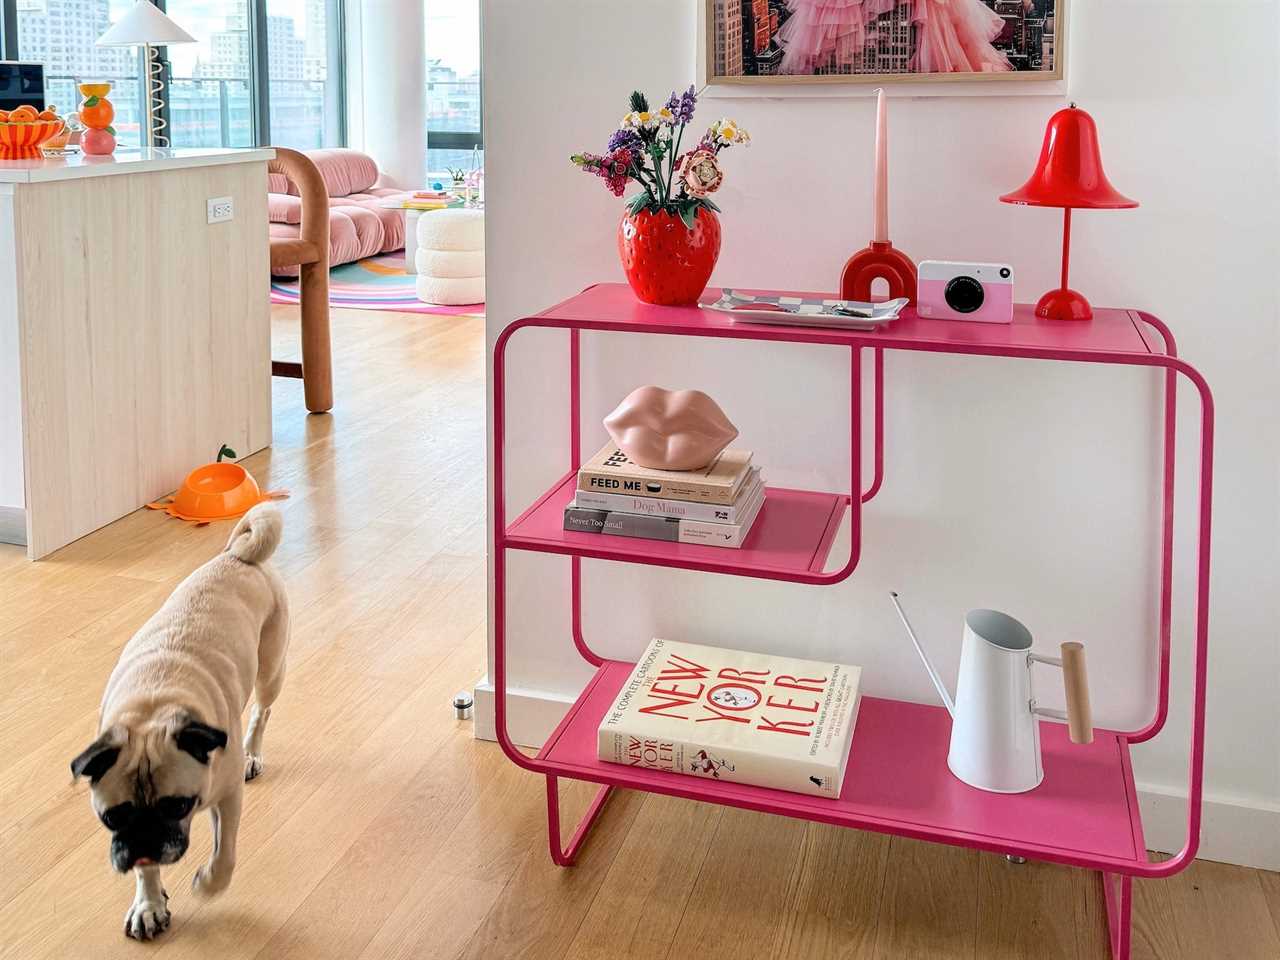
[400,191,462,211]
[563,441,763,549]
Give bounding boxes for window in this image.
[265,0,340,149]
[165,0,253,147]
[15,0,146,148]
[424,0,480,175]
[6,0,342,150]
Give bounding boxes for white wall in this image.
[482,0,1280,868]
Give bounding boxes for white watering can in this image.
[890,592,1093,794]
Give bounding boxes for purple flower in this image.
[607,127,643,155]
[666,84,697,125]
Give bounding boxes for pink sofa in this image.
[268,149,414,277]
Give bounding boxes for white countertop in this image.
[0,146,276,184]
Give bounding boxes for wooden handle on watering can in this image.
[1060,642,1093,744]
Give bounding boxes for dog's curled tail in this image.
[226,503,283,564]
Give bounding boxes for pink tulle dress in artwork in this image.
[778,0,868,75]
[911,0,1013,73]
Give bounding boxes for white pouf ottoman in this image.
[415,247,485,279]
[415,208,484,305]
[414,275,485,306]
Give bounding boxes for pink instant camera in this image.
[917,261,1014,324]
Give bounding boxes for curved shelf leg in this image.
[1102,871,1132,960]
[546,775,613,867]
[861,347,885,504]
[571,556,605,667]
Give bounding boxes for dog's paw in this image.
[244,755,263,781]
[192,862,233,899]
[123,896,170,940]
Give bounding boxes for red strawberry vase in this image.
[617,206,721,307]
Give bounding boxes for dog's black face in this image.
[71,716,227,873]
[103,795,198,872]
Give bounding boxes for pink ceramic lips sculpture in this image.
[604,386,739,471]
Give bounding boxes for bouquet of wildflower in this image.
[571,87,751,230]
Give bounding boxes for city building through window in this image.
[425,0,480,175]
[7,0,483,166]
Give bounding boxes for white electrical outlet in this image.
[207,197,234,224]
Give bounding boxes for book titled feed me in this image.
[578,442,752,506]
[574,468,764,524]
[598,638,862,798]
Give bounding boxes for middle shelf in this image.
[503,473,850,580]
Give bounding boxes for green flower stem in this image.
[666,124,685,198]
[628,161,660,203]
[647,144,667,205]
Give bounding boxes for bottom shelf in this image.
[538,660,1148,872]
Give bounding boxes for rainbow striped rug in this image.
[270,254,484,316]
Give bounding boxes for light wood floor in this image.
[2,304,1277,960]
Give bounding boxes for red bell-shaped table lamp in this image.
[1000,104,1137,321]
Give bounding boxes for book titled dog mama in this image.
[598,638,862,798]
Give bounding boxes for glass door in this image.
[265,0,339,149]
[164,0,253,147]
[424,0,480,175]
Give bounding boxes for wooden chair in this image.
[268,147,333,413]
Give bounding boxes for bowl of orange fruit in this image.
[0,104,65,159]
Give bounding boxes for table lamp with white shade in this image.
[97,0,195,149]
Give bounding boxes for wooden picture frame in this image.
[700,0,1066,88]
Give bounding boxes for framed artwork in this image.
[701,0,1065,86]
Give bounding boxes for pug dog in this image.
[70,503,289,940]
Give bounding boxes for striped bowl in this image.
[0,119,65,159]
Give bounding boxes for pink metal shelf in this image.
[539,660,1147,872]
[504,473,849,581]
[491,284,1215,960]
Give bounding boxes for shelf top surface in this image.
[503,475,847,580]
[526,283,1159,360]
[540,660,1145,869]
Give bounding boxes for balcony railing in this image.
[47,74,481,159]
[48,74,332,150]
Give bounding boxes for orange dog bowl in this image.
[149,462,283,523]
[0,119,65,159]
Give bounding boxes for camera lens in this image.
[944,276,985,314]
[999,267,1011,279]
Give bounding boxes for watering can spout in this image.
[890,592,956,717]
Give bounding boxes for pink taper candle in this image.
[873,87,888,243]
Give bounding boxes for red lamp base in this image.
[1035,287,1093,321]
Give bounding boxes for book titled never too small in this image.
[597,638,862,798]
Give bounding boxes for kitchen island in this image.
[1,147,275,558]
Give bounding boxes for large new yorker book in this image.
[597,638,862,798]
[577,442,753,506]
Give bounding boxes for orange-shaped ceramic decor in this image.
[148,461,285,523]
[77,82,118,157]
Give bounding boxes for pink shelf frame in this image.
[490,285,1214,960]
[506,475,850,579]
